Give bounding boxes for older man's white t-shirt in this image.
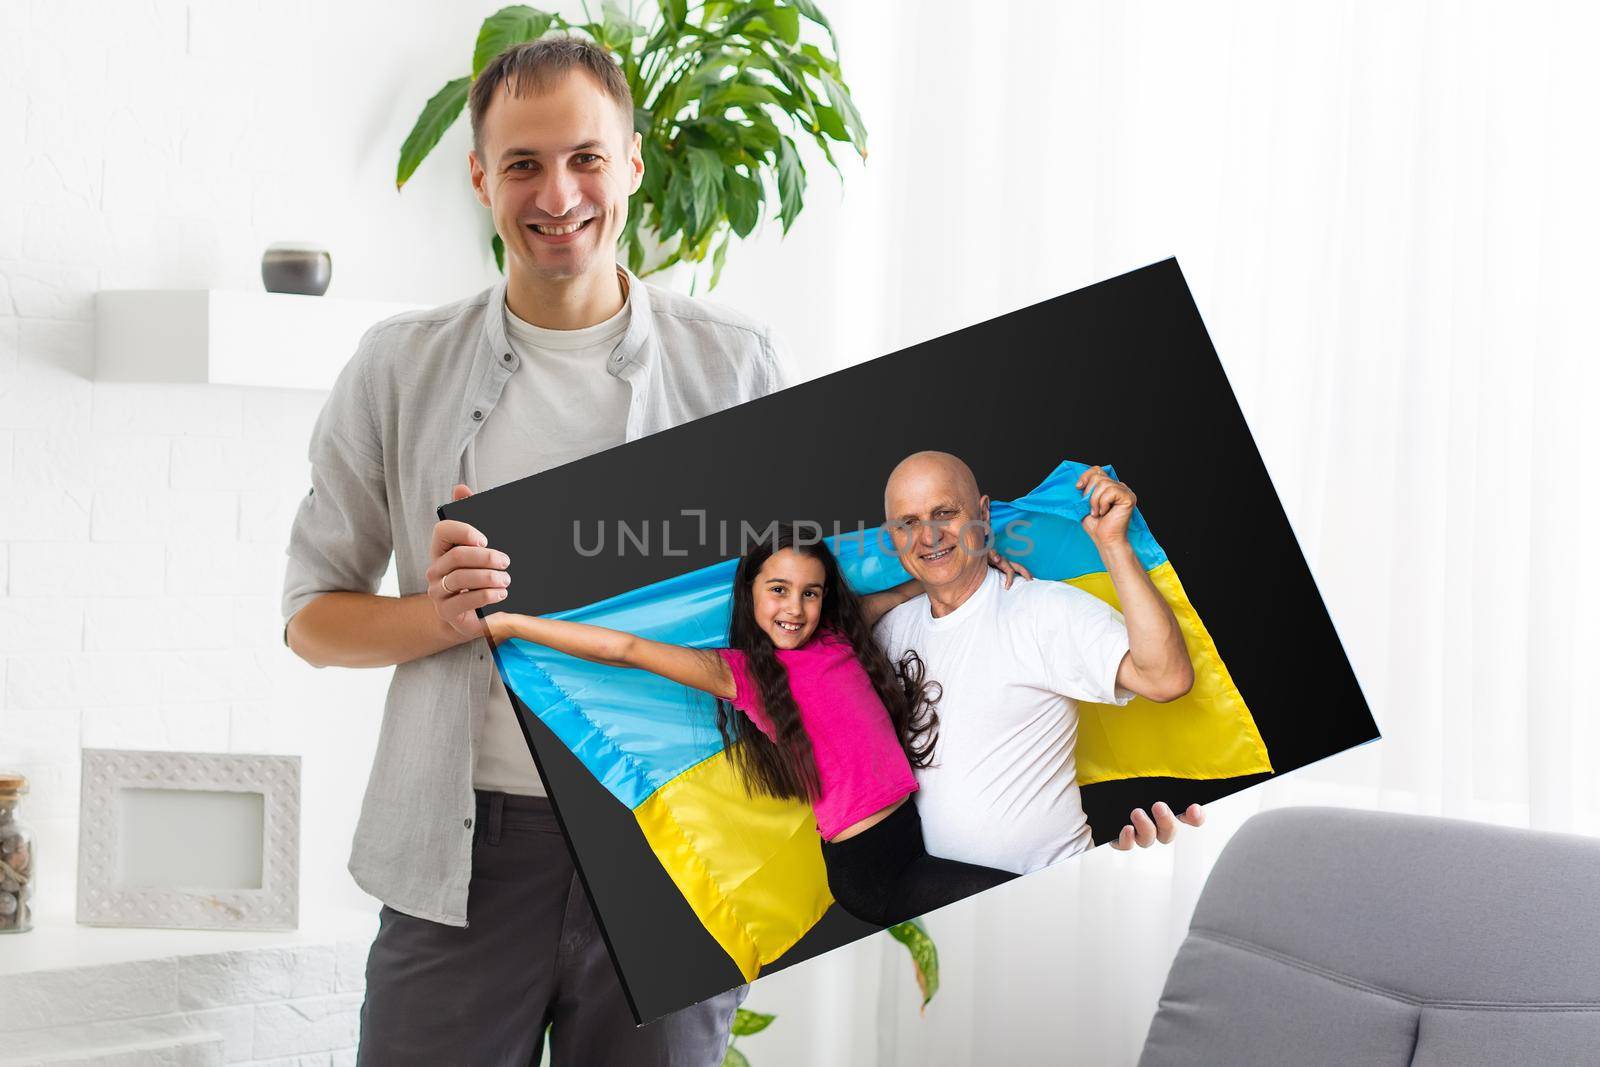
[874,568,1135,874]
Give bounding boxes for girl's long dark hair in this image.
[718,524,941,803]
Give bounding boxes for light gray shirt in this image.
[281,269,790,926]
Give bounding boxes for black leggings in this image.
[819,799,1016,926]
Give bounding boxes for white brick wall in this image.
[1,942,370,1066]
[0,0,498,1060]
[9,544,167,598]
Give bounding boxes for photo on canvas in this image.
[439,259,1379,1023]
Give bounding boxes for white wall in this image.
[5,1,1600,1065]
[709,1,1600,1064]
[0,0,507,925]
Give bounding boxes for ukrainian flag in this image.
[491,459,1270,981]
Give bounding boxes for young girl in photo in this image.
[485,525,1017,927]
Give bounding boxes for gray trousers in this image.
[356,791,745,1066]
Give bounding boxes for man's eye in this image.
[575,153,600,165]
[509,160,533,171]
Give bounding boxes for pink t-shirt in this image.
[717,631,918,841]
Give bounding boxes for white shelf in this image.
[94,289,428,392]
[0,905,378,976]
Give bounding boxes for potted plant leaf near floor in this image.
[723,918,941,1065]
[397,3,939,1058]
[398,0,866,291]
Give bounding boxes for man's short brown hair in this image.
[469,36,635,157]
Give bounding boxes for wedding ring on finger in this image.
[441,574,455,595]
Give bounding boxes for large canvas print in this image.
[439,259,1379,1024]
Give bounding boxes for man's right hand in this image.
[426,484,511,638]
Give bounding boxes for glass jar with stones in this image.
[0,773,34,933]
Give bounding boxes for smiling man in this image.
[282,36,787,1067]
[875,451,1203,876]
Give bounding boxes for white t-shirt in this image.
[468,289,632,796]
[874,568,1135,874]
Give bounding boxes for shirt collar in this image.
[924,567,1000,630]
[483,266,656,379]
[483,272,512,362]
[610,265,655,377]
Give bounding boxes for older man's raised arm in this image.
[1075,465,1194,704]
[1071,465,1204,849]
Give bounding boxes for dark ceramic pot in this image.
[261,243,332,296]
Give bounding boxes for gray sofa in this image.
[1140,806,1600,1065]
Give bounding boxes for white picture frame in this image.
[77,749,300,931]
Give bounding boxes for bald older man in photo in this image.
[874,452,1204,875]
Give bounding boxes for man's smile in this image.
[527,218,595,241]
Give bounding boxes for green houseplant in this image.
[397,1,868,289]
[721,917,941,1066]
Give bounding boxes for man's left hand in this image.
[1111,801,1205,849]
[1076,466,1136,548]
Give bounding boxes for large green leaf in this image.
[640,136,671,205]
[888,918,941,1010]
[602,0,645,34]
[472,6,556,76]
[704,82,781,116]
[708,230,732,289]
[742,45,809,100]
[671,170,698,240]
[819,71,866,157]
[660,0,688,30]
[396,76,471,190]
[704,125,750,163]
[687,54,746,94]
[725,170,762,237]
[753,51,835,159]
[657,159,687,237]
[686,146,725,236]
[688,208,720,262]
[810,102,848,141]
[737,113,782,154]
[621,214,645,274]
[595,0,646,51]
[775,135,805,233]
[762,6,801,44]
[730,1009,775,1037]
[798,42,843,78]
[790,0,841,55]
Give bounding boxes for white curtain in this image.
[714,2,1600,1063]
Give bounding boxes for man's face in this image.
[469,70,643,284]
[884,461,992,594]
